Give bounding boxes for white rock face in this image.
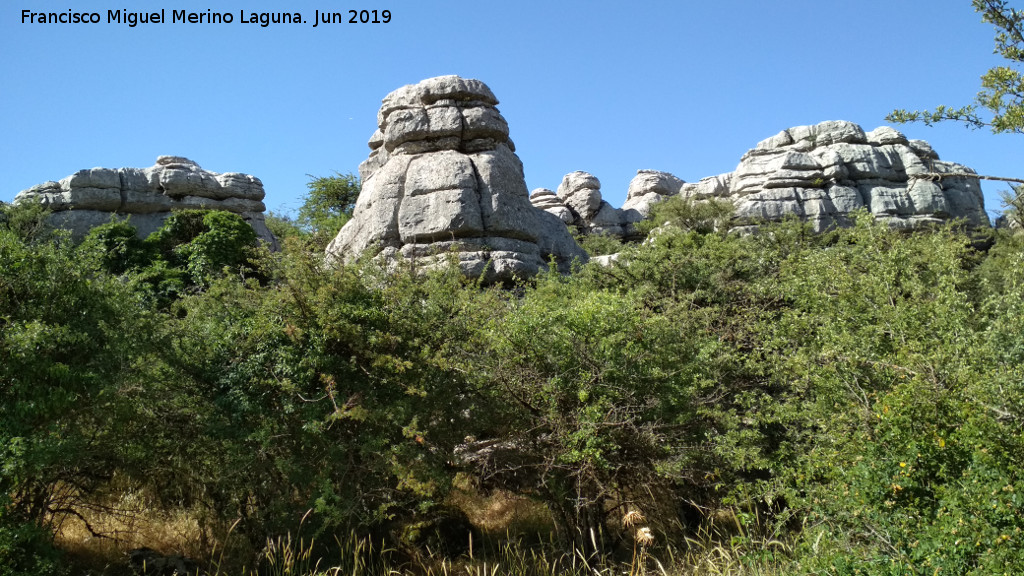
[14,156,277,245]
[691,120,989,231]
[326,75,587,282]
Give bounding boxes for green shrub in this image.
[635,194,734,236]
[574,230,622,256]
[0,518,67,576]
[144,210,258,285]
[78,219,147,274]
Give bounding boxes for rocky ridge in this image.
[326,75,587,282]
[14,156,277,245]
[533,120,988,237]
[684,120,988,232]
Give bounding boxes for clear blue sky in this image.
[2,0,1021,219]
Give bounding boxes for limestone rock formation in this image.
[546,121,987,242]
[554,171,627,237]
[532,169,683,240]
[680,120,989,231]
[622,170,685,219]
[326,75,587,282]
[14,156,277,245]
[529,188,573,224]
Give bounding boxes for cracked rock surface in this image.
[327,75,587,282]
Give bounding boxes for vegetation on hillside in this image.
[3,184,1024,575]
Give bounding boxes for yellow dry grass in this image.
[447,477,554,538]
[51,487,249,573]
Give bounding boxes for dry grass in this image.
[447,476,555,539]
[49,477,791,576]
[52,487,252,575]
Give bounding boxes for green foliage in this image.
[0,518,67,576]
[77,219,148,275]
[297,172,360,249]
[753,214,1024,574]
[145,248,497,546]
[264,210,304,241]
[144,209,259,285]
[12,191,1024,575]
[0,224,153,536]
[635,194,735,236]
[0,201,55,244]
[573,230,622,256]
[996,183,1024,229]
[467,271,720,551]
[888,0,1024,134]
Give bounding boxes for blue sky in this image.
[2,0,1021,219]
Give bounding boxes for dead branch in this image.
[909,172,1024,185]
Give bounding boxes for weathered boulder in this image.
[529,188,574,224]
[326,75,587,282]
[622,170,685,220]
[540,169,683,240]
[557,171,604,223]
[14,156,277,246]
[682,120,988,231]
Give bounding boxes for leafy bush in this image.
[573,230,622,256]
[0,200,55,244]
[0,517,67,576]
[296,172,360,250]
[0,225,152,549]
[635,194,735,236]
[78,219,148,274]
[145,210,258,284]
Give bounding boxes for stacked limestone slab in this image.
[326,75,587,282]
[14,156,277,245]
[682,120,988,231]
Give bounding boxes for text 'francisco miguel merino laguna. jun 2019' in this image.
[20,8,392,27]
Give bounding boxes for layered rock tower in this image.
[326,75,587,282]
[14,156,277,245]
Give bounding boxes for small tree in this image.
[298,172,360,246]
[887,0,1024,134]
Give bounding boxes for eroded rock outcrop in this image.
[529,188,573,224]
[530,169,683,240]
[544,121,987,242]
[14,156,277,245]
[622,170,686,219]
[681,120,988,231]
[326,75,587,282]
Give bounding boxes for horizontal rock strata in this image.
[327,75,587,282]
[682,120,988,232]
[14,156,277,245]
[541,121,988,240]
